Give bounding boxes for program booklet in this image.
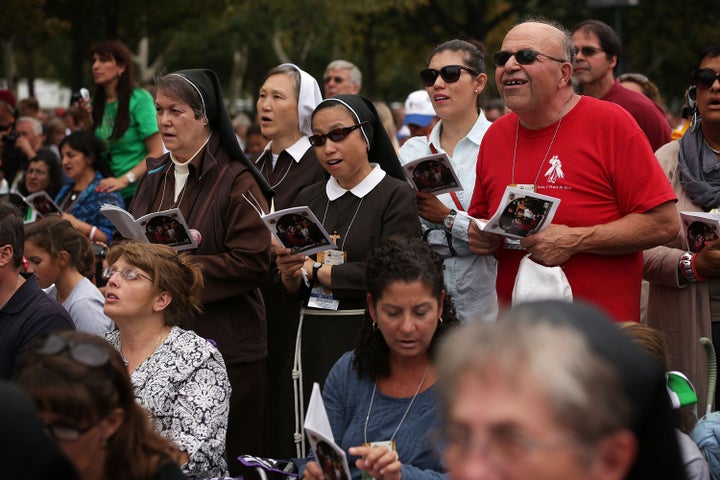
[15,191,63,218]
[304,383,352,480]
[402,152,463,195]
[262,206,337,257]
[100,204,198,251]
[473,186,561,239]
[680,211,720,253]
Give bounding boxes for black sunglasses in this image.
[493,49,567,67]
[420,65,479,87]
[693,68,720,90]
[34,334,110,368]
[324,76,345,84]
[575,46,604,57]
[309,121,368,147]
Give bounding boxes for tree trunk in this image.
[1,39,19,93]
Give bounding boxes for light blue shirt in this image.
[399,113,497,322]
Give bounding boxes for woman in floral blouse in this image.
[103,241,231,479]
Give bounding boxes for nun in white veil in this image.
[255,63,327,210]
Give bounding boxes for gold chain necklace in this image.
[0,275,21,310]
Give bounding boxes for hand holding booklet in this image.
[262,206,337,257]
[680,211,720,253]
[100,204,198,251]
[402,152,463,195]
[473,186,561,239]
[304,383,352,480]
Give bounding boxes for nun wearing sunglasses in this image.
[274,94,421,456]
[14,331,187,480]
[399,39,498,324]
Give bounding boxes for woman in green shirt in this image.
[90,40,163,203]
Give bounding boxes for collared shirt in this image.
[325,163,386,200]
[262,136,313,170]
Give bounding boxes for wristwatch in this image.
[125,171,137,184]
[312,261,323,282]
[443,209,457,230]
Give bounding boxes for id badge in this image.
[360,440,396,480]
[318,249,346,265]
[308,286,340,310]
[509,183,535,192]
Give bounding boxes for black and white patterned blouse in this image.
[107,326,231,479]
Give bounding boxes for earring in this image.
[438,316,444,325]
[372,322,378,331]
[474,89,478,94]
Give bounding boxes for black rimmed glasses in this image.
[309,121,369,147]
[575,46,604,57]
[693,68,720,90]
[493,49,567,67]
[420,65,479,87]
[102,267,153,282]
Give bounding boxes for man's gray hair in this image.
[325,59,362,88]
[17,116,43,135]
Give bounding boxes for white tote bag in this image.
[512,253,573,306]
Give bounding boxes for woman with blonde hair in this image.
[103,241,231,479]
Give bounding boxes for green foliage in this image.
[1,0,718,115]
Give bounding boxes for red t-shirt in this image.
[469,96,677,321]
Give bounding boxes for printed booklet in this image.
[473,186,561,239]
[262,206,337,257]
[100,204,198,251]
[304,383,352,480]
[402,152,463,195]
[680,211,720,253]
[13,191,63,218]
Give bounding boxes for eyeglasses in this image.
[493,49,567,67]
[309,121,369,147]
[693,68,720,90]
[420,65,479,87]
[34,333,110,367]
[324,76,345,84]
[441,424,572,466]
[575,46,604,57]
[26,168,48,177]
[44,419,101,442]
[102,267,153,282]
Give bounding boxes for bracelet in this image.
[690,253,707,282]
[679,252,705,283]
[89,226,98,242]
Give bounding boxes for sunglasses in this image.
[44,419,102,442]
[493,49,567,67]
[324,76,345,84]
[575,46,604,57]
[34,333,110,367]
[693,68,720,90]
[309,121,368,147]
[102,267,153,282]
[420,65,478,87]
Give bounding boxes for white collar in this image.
[262,136,312,164]
[326,163,385,200]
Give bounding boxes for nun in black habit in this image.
[274,94,421,456]
[124,68,274,472]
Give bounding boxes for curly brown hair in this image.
[352,237,460,380]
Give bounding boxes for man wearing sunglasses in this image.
[571,19,671,152]
[0,202,73,379]
[323,59,362,98]
[467,19,679,323]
